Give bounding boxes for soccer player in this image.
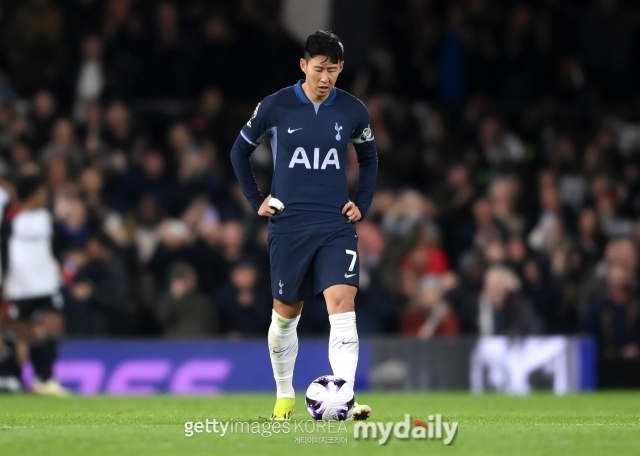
[230,30,377,420]
[0,174,69,396]
[0,181,22,392]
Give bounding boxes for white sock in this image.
[268,309,300,399]
[328,311,359,385]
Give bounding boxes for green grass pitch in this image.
[1,392,639,455]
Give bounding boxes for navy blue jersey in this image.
[231,80,377,233]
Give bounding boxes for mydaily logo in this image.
[354,414,458,446]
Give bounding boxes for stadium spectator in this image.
[472,197,505,251]
[520,254,564,334]
[65,231,130,336]
[477,266,543,336]
[216,261,271,338]
[28,91,59,153]
[585,263,640,359]
[42,118,83,167]
[123,149,173,213]
[489,176,525,236]
[445,251,485,335]
[54,195,93,252]
[154,261,218,338]
[400,221,449,277]
[71,34,106,122]
[400,274,459,338]
[103,102,137,157]
[576,207,606,268]
[478,116,526,173]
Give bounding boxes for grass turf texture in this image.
[1,392,639,456]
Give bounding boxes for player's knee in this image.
[4,321,32,342]
[327,296,355,315]
[324,285,356,314]
[32,312,64,337]
[273,300,303,319]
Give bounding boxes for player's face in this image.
[300,56,344,102]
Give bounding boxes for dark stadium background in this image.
[0,0,639,389]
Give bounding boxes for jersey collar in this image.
[294,80,337,106]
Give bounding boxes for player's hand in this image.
[258,195,276,217]
[342,202,361,223]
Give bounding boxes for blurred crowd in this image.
[0,0,640,358]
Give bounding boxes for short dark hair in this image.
[304,30,344,63]
[16,174,45,202]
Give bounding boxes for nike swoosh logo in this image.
[344,273,357,278]
[287,127,302,133]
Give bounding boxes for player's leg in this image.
[324,284,371,419]
[269,299,303,420]
[1,302,35,392]
[0,319,24,392]
[10,293,70,396]
[315,233,371,420]
[324,285,359,385]
[314,233,361,384]
[267,231,314,419]
[30,307,70,396]
[270,299,303,399]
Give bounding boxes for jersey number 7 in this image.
[345,249,357,272]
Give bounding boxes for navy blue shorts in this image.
[268,228,359,302]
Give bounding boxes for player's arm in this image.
[349,107,378,220]
[230,98,275,215]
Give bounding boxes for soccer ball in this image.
[305,375,355,421]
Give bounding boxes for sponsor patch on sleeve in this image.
[246,102,261,127]
[351,126,374,144]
